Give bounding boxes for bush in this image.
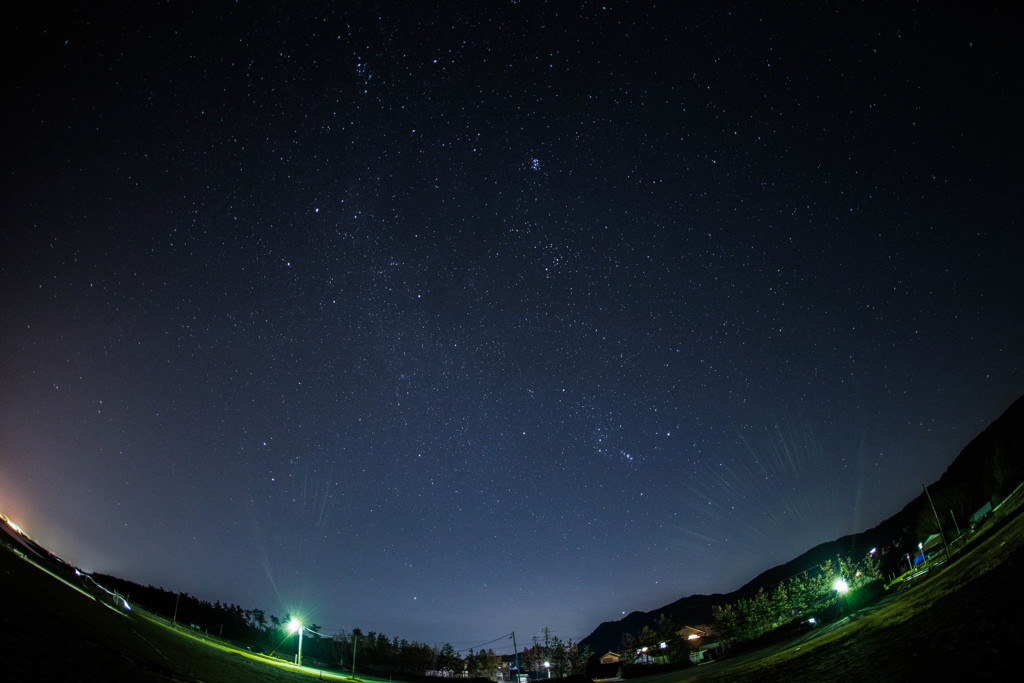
[584,660,619,679]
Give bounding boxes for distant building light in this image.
[659,641,668,649]
[687,634,700,640]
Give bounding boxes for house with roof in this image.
[678,626,722,665]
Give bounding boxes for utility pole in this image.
[923,483,950,561]
[512,632,520,683]
[173,592,181,625]
[352,631,358,678]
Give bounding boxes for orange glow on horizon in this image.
[2,511,28,536]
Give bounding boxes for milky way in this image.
[2,2,1022,648]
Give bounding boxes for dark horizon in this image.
[2,2,1022,647]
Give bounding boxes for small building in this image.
[678,626,706,642]
[689,640,722,664]
[970,502,993,527]
[678,626,722,665]
[598,651,624,665]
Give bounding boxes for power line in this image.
[454,632,514,654]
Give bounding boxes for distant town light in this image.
[3,515,25,535]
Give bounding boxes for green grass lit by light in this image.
[135,609,379,681]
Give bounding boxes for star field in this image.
[2,2,1022,646]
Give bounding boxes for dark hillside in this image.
[0,530,314,681]
[580,394,1024,654]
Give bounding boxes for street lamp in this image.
[832,577,849,594]
[544,661,551,678]
[288,618,304,666]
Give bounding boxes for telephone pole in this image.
[923,483,950,561]
[352,631,358,678]
[512,632,520,683]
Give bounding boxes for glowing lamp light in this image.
[287,619,304,666]
[659,641,668,649]
[833,577,849,594]
[687,634,700,641]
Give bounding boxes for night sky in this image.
[2,2,1022,649]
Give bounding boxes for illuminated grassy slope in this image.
[0,528,361,682]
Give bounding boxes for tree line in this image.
[711,552,881,646]
[82,575,591,678]
[618,613,694,664]
[518,627,592,678]
[610,550,882,664]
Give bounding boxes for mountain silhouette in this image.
[580,393,1024,654]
